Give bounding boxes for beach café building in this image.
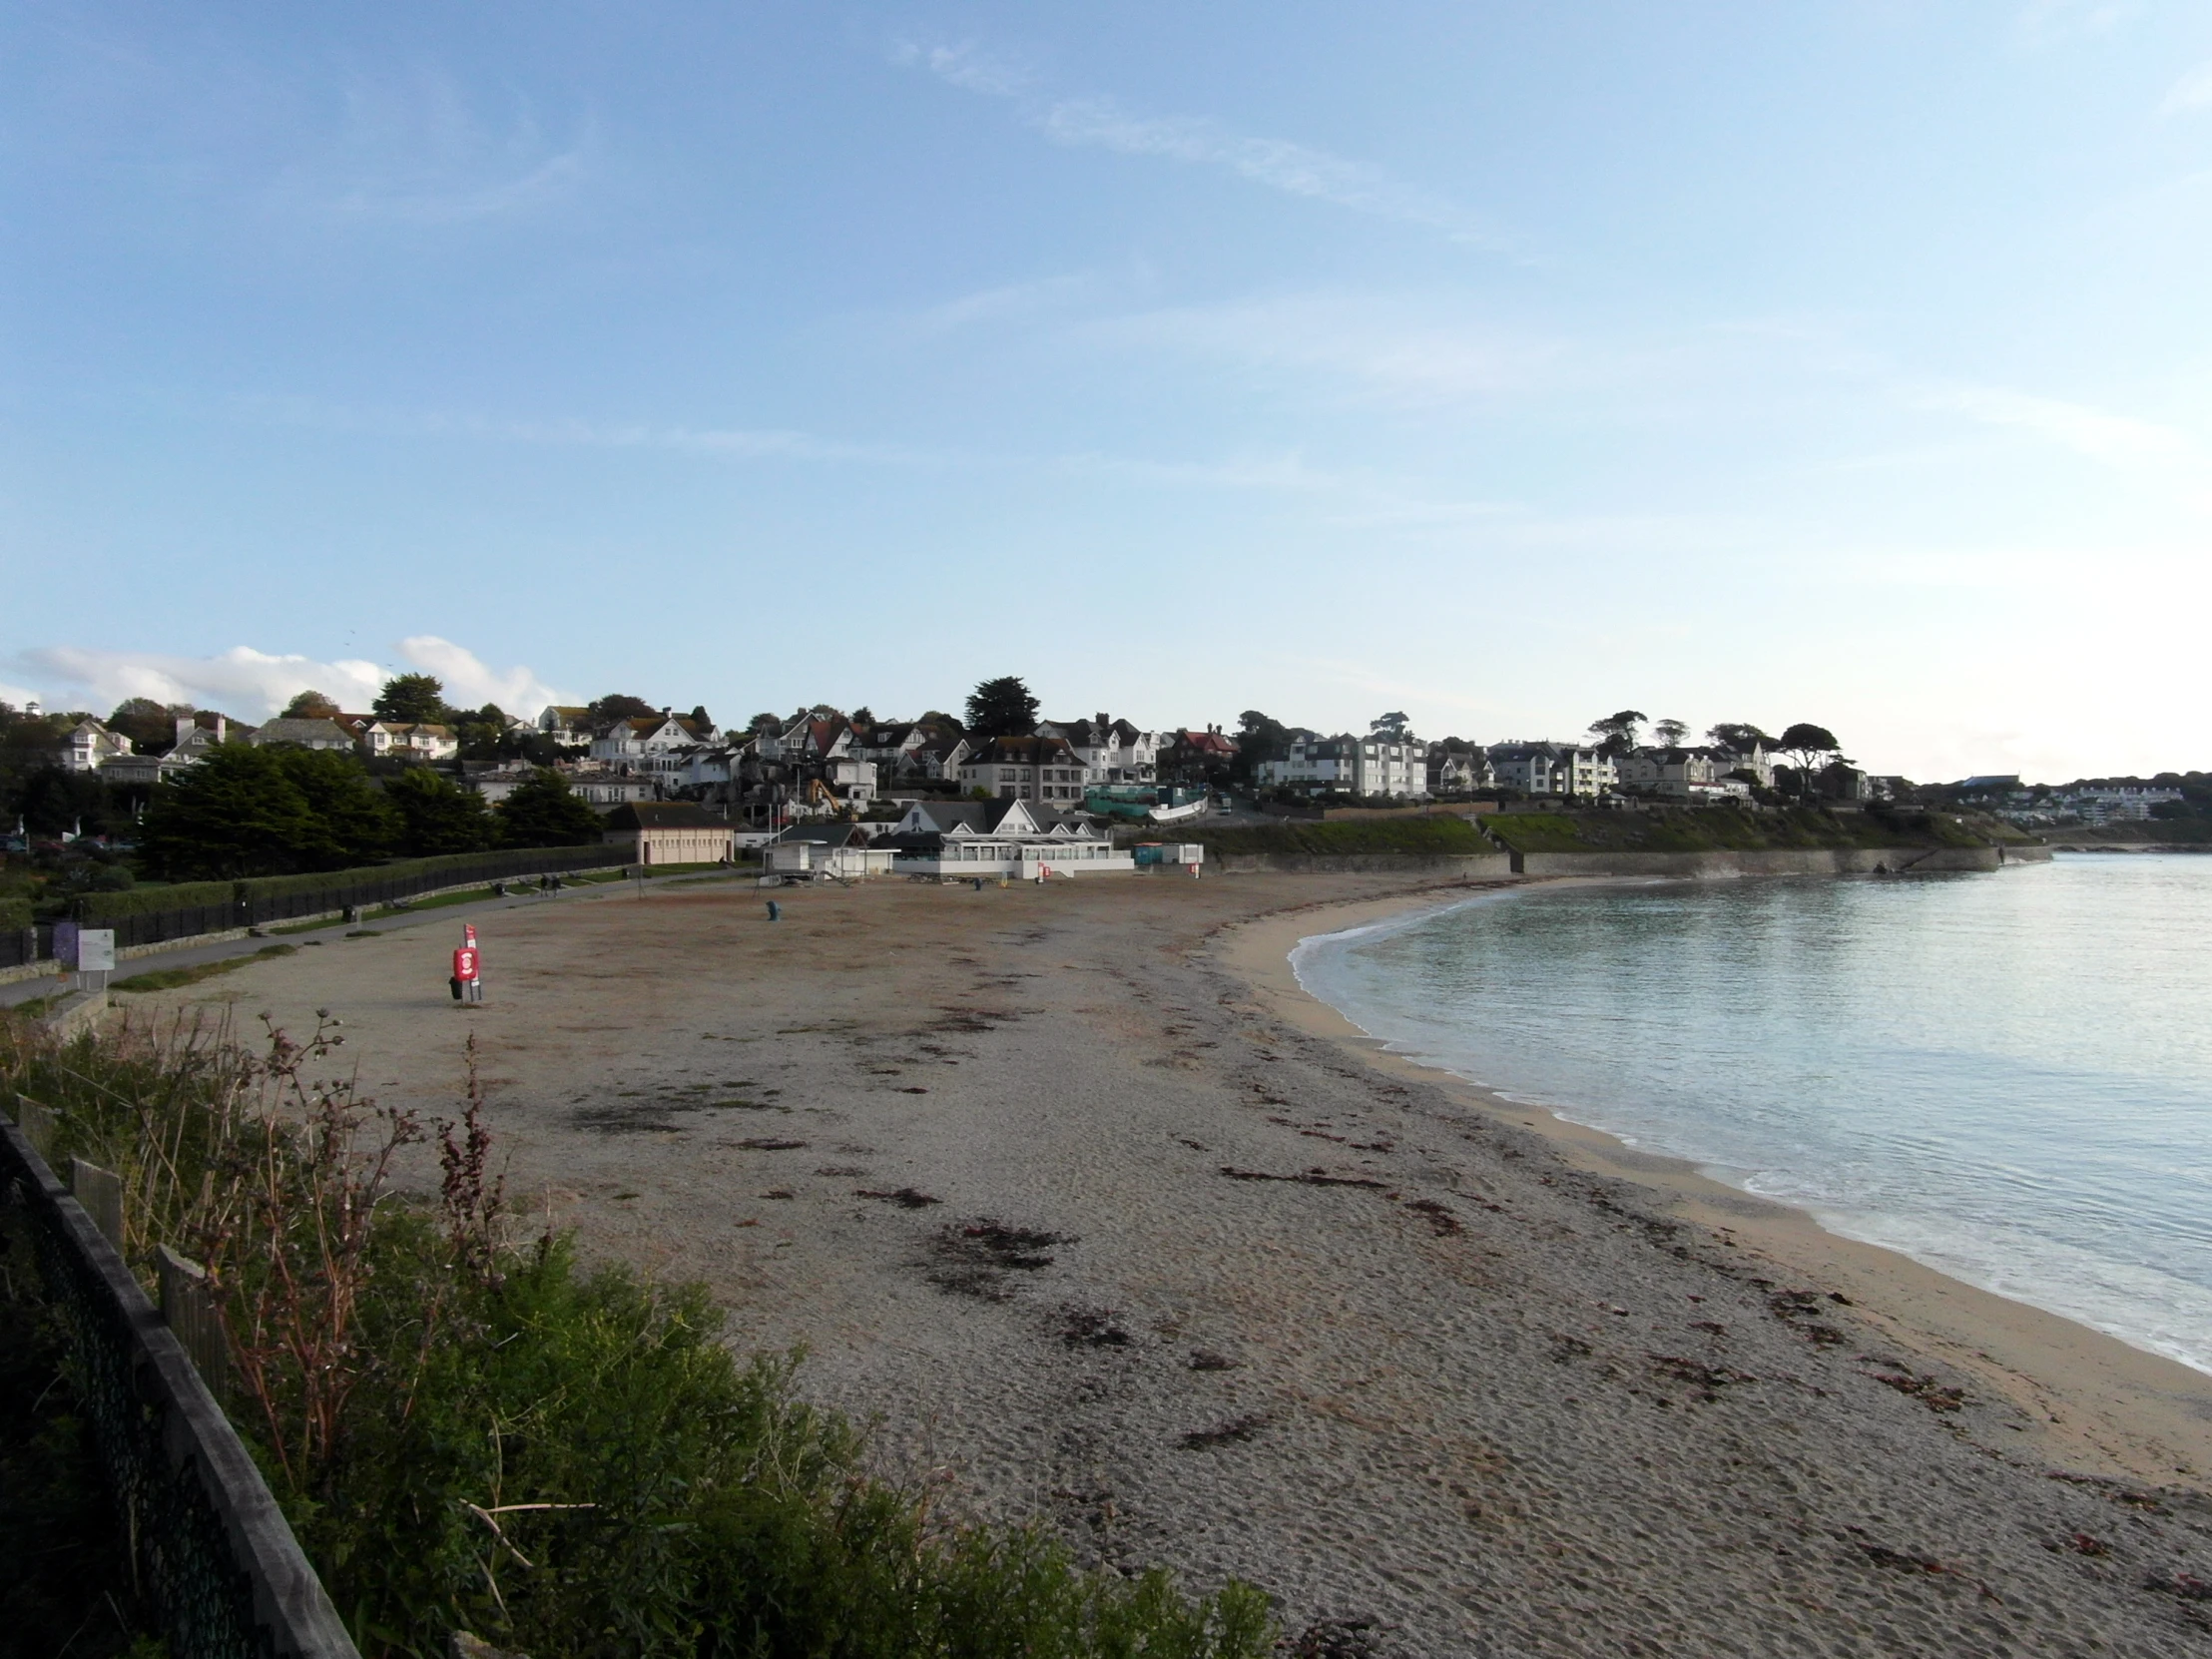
[602,802,737,866]
[883,799,1139,879]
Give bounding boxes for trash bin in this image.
[766,900,782,921]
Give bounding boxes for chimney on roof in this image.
[213,715,226,742]
[176,716,194,747]
[1095,712,1108,729]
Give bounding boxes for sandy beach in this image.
[118,869,2212,1656]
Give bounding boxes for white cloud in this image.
[0,680,44,710]
[1086,291,1580,403]
[16,639,565,720]
[272,69,594,225]
[2158,59,2212,118]
[2013,0,2141,48]
[894,41,1038,99]
[1917,383,2194,464]
[896,44,1520,254]
[391,636,564,714]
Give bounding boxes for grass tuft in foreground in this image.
[0,1010,1276,1659]
[111,942,298,993]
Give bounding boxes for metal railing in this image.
[85,844,636,952]
[0,1112,359,1659]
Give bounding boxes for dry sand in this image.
[125,870,2212,1656]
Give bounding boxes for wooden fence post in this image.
[14,1094,56,1162]
[69,1156,125,1251]
[159,1245,231,1401]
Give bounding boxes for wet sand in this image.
[123,870,2212,1656]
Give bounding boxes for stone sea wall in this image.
[1212,844,2050,878]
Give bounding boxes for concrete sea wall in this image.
[1210,853,1516,877]
[1213,844,2049,878]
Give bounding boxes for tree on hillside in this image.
[687,704,714,732]
[108,697,192,753]
[385,767,496,856]
[1235,711,1293,784]
[916,710,963,734]
[850,706,875,728]
[141,747,325,878]
[747,713,781,737]
[373,674,448,724]
[965,676,1039,738]
[275,749,398,865]
[1653,718,1689,749]
[589,694,659,724]
[1370,712,1411,739]
[1707,722,1773,752]
[496,769,605,847]
[17,766,114,839]
[1587,710,1647,756]
[1776,724,1844,800]
[282,689,343,721]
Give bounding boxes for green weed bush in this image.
[1,1013,1275,1659]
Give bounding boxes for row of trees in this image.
[139,747,606,880]
[1586,711,1846,782]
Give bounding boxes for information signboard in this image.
[77,929,116,973]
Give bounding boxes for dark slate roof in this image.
[964,736,1079,767]
[604,803,732,830]
[248,718,353,746]
[776,823,874,847]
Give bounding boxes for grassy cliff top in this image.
[1147,806,2034,858]
[1481,805,2026,854]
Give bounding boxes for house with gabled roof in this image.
[59,718,133,775]
[361,721,458,762]
[1037,714,1161,784]
[954,735,1089,807]
[537,705,593,743]
[883,796,1135,879]
[242,718,354,752]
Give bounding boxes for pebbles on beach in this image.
[128,873,2212,1658]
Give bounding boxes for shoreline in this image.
[111,868,2212,1653]
[1219,881,2212,1487]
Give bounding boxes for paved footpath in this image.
[0,870,751,1011]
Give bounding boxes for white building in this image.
[1486,742,1616,799]
[2064,787,2186,824]
[1259,731,1429,799]
[1614,747,1750,801]
[360,721,460,762]
[59,718,133,775]
[767,823,898,878]
[955,736,1090,806]
[887,798,1137,878]
[1037,714,1162,784]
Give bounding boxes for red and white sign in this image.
[463,923,478,946]
[453,946,481,983]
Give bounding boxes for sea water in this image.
[1290,853,2212,1375]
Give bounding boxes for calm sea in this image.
[1291,853,2212,1374]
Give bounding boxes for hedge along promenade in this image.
[75,844,637,951]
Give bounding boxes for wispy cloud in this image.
[1917,383,2193,464]
[2158,59,2212,118]
[2012,0,2141,48]
[18,639,566,720]
[272,69,594,225]
[906,269,1135,334]
[1083,291,1585,404]
[893,42,1520,254]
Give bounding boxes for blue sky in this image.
[4,1,2210,780]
